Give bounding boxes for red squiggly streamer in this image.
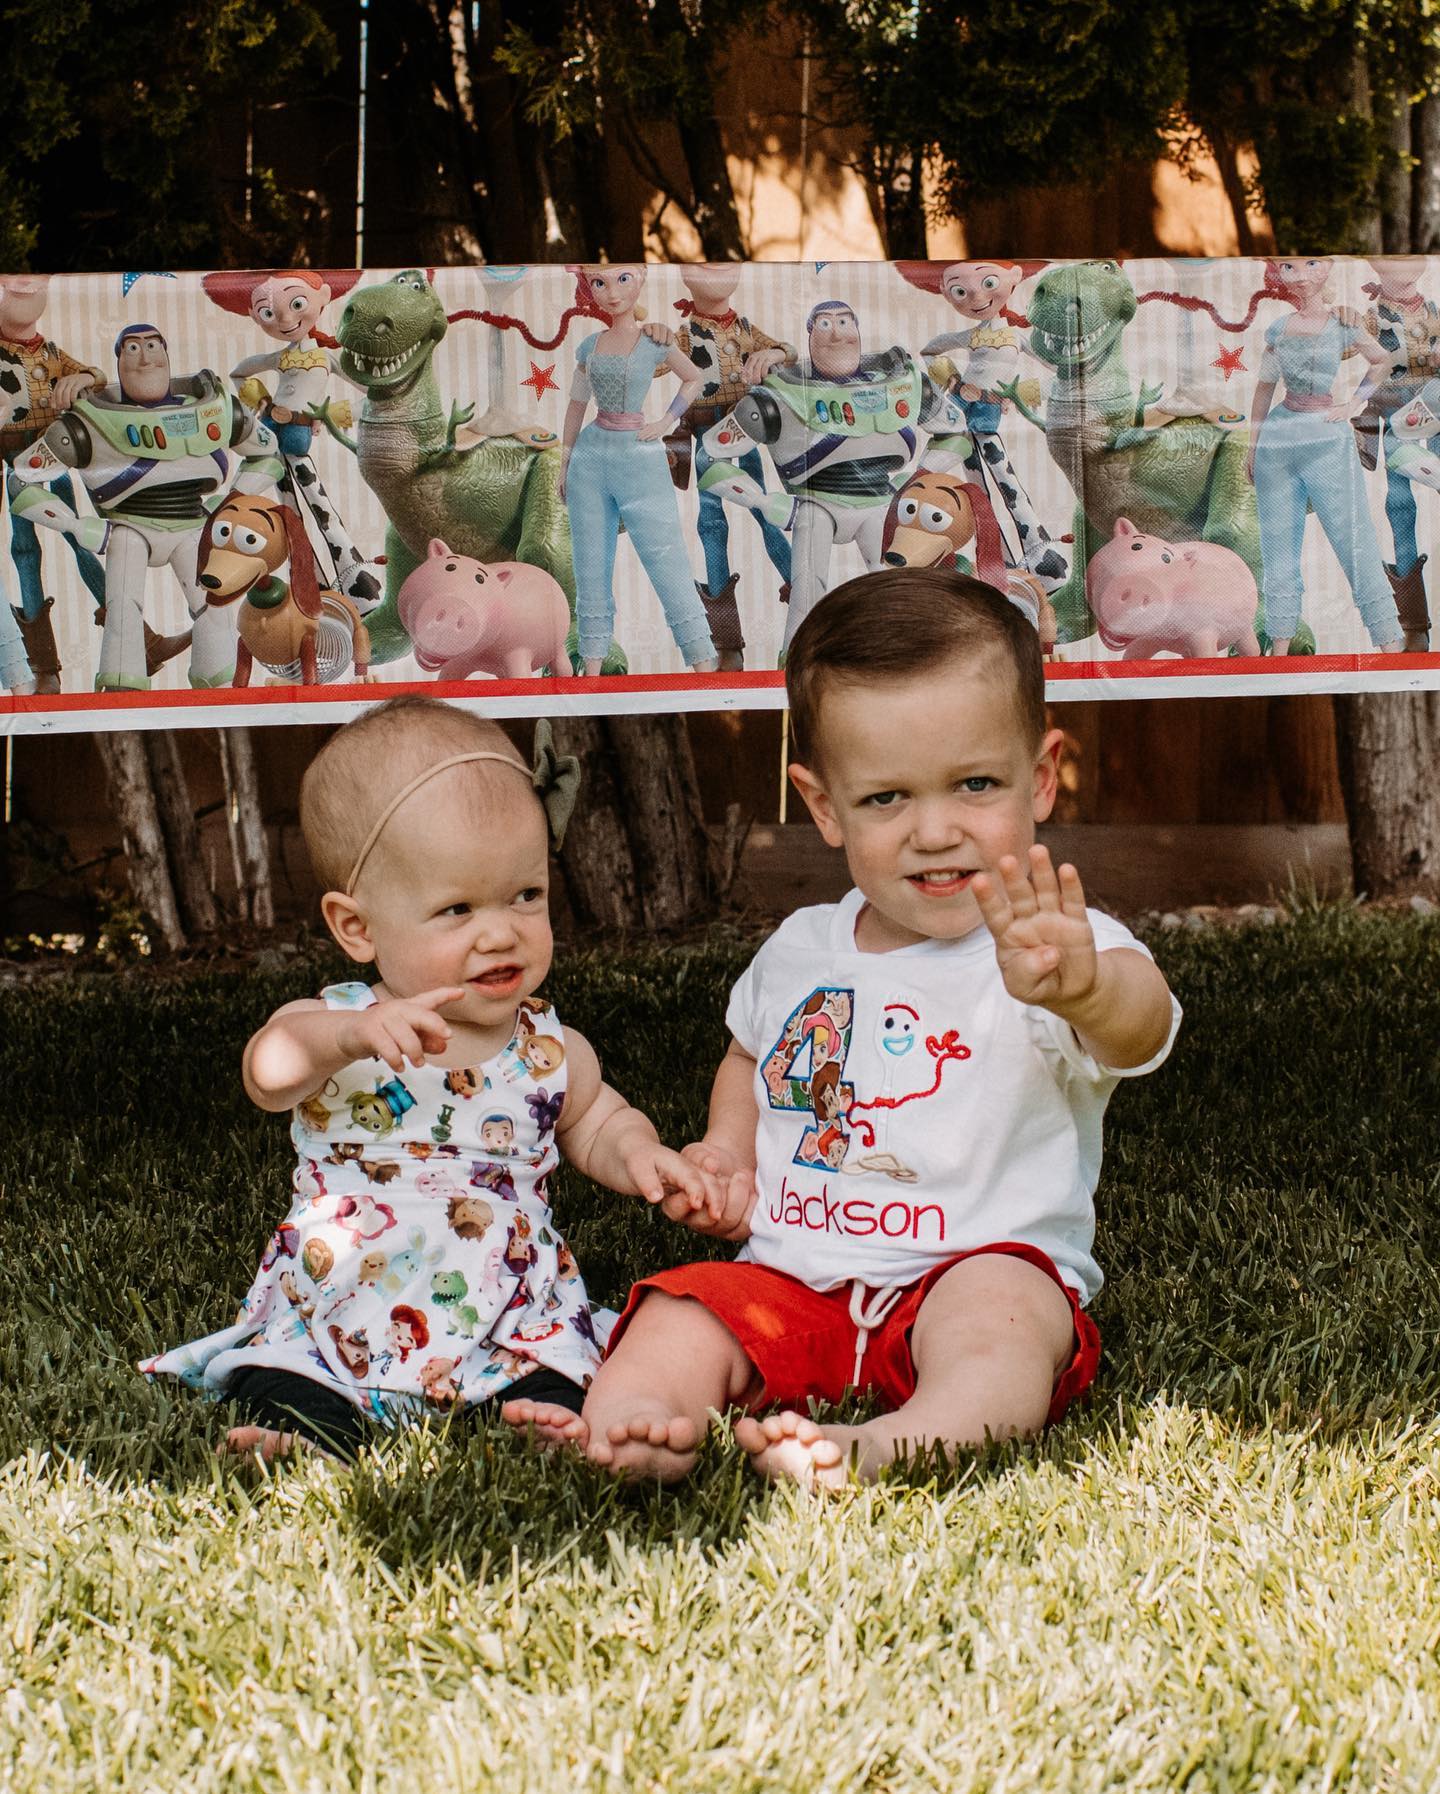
[1135,285,1281,332]
[846,1031,972,1147]
[443,299,607,351]
[314,278,606,356]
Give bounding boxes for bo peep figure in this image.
[560,265,718,676]
[1246,256,1402,656]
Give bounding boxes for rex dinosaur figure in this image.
[312,269,587,666]
[1001,259,1281,648]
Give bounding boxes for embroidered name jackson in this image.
[768,1175,945,1242]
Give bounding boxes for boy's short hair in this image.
[784,568,1046,763]
[300,696,524,892]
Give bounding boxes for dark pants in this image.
[226,1364,586,1459]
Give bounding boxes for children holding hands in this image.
[148,564,1179,1486]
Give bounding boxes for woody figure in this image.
[647,264,796,669]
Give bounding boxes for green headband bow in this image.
[530,720,581,852]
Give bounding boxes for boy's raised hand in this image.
[335,988,463,1072]
[971,847,1098,1009]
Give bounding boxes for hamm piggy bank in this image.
[398,540,572,679]
[1085,517,1261,659]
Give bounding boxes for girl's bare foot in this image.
[220,1424,312,1463]
[586,1406,702,1481]
[501,1398,589,1448]
[735,1411,855,1489]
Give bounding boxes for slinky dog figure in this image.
[197,494,372,687]
[882,471,1057,654]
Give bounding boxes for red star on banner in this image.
[1211,345,1246,381]
[522,360,559,399]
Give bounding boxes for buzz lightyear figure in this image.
[698,299,969,647]
[9,323,277,690]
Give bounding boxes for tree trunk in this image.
[1347,48,1384,253]
[1413,94,1440,253]
[1202,122,1258,256]
[218,728,274,928]
[1332,690,1440,897]
[1328,73,1440,899]
[552,716,714,932]
[538,131,600,259]
[369,1,486,263]
[1380,89,1413,253]
[552,717,641,929]
[465,1,547,261]
[607,714,713,928]
[675,110,747,260]
[875,146,928,258]
[144,730,217,937]
[93,733,185,950]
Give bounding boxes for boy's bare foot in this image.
[501,1398,589,1448]
[586,1405,702,1481]
[220,1424,312,1463]
[735,1411,856,1489]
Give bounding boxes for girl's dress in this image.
[141,983,604,1424]
[567,330,716,666]
[1254,315,1401,647]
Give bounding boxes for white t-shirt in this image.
[725,890,1182,1305]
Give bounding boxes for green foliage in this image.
[497,0,772,139]
[6,915,1440,1785]
[793,0,1440,251]
[1174,0,1440,251]
[1251,104,1382,251]
[797,1,1190,220]
[0,0,337,271]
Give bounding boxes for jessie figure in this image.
[1245,257,1402,656]
[560,264,717,676]
[897,259,1066,593]
[201,269,379,612]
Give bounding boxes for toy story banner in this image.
[3,255,1440,737]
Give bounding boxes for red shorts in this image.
[608,1242,1100,1425]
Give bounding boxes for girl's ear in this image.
[320,891,378,963]
[788,760,845,849]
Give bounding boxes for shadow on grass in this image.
[5,907,1440,1534]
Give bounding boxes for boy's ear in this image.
[787,760,845,849]
[319,890,378,964]
[1032,727,1065,823]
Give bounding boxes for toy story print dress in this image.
[141,983,604,1422]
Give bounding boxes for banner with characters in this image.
[4,255,1440,736]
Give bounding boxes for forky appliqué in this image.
[840,1029,972,1184]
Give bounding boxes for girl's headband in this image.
[343,721,580,896]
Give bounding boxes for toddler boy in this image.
[510,569,1180,1484]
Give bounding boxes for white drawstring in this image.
[848,1280,907,1389]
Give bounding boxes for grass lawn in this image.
[5,904,1440,1791]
